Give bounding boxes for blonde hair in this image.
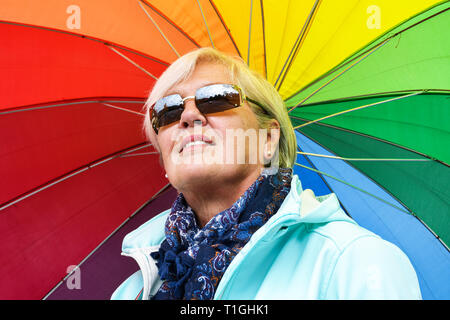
[143,48,296,168]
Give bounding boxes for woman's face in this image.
[149,62,271,193]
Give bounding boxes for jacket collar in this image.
[121,174,353,253]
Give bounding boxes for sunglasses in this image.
[150,83,265,134]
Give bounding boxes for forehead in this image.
[166,62,233,96]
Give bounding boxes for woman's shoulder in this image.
[322,231,422,299]
[277,181,422,298]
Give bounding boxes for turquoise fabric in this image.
[112,175,422,300]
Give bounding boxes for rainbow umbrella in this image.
[0,0,448,300]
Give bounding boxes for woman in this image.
[112,48,421,300]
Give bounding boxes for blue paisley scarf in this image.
[151,167,292,300]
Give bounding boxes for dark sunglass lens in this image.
[195,84,241,114]
[158,108,184,127]
[153,94,184,127]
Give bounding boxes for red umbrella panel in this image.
[0,22,169,299]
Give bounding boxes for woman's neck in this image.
[180,167,263,227]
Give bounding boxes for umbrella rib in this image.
[108,46,158,80]
[283,5,450,103]
[274,0,320,90]
[292,89,449,107]
[139,0,202,48]
[292,91,423,130]
[282,1,360,97]
[208,0,242,57]
[296,159,450,252]
[0,99,145,115]
[292,115,448,165]
[260,0,268,78]
[0,143,154,212]
[42,181,172,300]
[101,103,145,117]
[137,0,180,58]
[247,0,253,66]
[296,129,450,252]
[196,0,215,48]
[295,128,431,211]
[116,144,154,157]
[294,162,412,215]
[297,151,432,162]
[0,20,170,68]
[275,0,321,91]
[296,145,352,218]
[298,125,449,206]
[287,38,390,114]
[119,152,159,157]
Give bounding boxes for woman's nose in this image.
[178,98,207,129]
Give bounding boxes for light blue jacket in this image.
[111,175,422,300]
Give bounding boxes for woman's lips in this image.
[179,135,214,153]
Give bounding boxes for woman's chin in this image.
[168,162,262,193]
[168,164,217,191]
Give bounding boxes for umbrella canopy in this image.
[0,0,448,299]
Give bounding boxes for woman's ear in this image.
[264,119,280,162]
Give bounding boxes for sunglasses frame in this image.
[150,84,265,134]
